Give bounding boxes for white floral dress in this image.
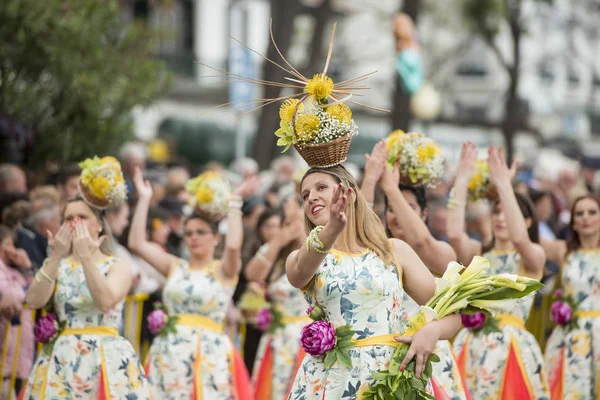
[252,265,311,399]
[545,249,600,399]
[287,246,409,399]
[145,259,251,399]
[23,257,151,400]
[452,250,550,400]
[401,294,469,400]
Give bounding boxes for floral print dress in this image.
[452,250,550,400]
[287,246,407,399]
[401,294,469,400]
[23,257,151,399]
[145,259,251,399]
[252,265,311,399]
[545,249,600,399]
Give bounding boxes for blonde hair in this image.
[301,165,393,264]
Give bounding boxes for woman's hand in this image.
[72,219,107,261]
[329,184,352,234]
[133,167,152,200]
[379,161,400,193]
[234,176,260,199]
[395,322,441,378]
[47,224,73,260]
[364,141,387,186]
[455,141,478,183]
[488,146,518,187]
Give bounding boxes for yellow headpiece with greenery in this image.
[185,171,232,219]
[384,130,444,187]
[78,156,127,209]
[467,159,497,202]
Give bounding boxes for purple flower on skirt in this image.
[551,301,572,325]
[461,312,487,331]
[35,313,58,343]
[256,308,272,331]
[554,289,564,300]
[300,320,336,357]
[147,309,166,334]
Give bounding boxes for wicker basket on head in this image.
[78,181,110,209]
[485,184,499,202]
[294,135,352,168]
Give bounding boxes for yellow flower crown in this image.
[384,130,444,187]
[185,171,232,218]
[203,21,388,168]
[78,156,127,209]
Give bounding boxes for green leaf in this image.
[336,340,356,350]
[335,325,355,339]
[427,353,440,363]
[389,360,400,376]
[423,361,433,379]
[324,350,338,369]
[336,350,353,369]
[371,371,389,381]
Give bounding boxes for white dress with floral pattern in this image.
[23,257,151,400]
[401,294,469,400]
[287,247,408,399]
[252,265,311,399]
[452,250,550,400]
[145,259,245,399]
[545,249,600,399]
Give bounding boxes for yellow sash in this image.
[175,314,224,332]
[577,311,600,318]
[496,314,526,329]
[281,316,311,325]
[352,333,401,348]
[60,326,119,336]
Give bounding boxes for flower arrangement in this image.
[35,313,66,356]
[256,305,284,333]
[147,302,179,337]
[361,256,543,400]
[384,130,444,187]
[78,156,127,208]
[185,171,232,218]
[461,312,501,335]
[300,304,356,369]
[550,289,579,331]
[466,159,498,202]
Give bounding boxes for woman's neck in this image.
[493,238,514,252]
[579,233,600,249]
[189,254,214,269]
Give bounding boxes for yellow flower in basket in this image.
[186,171,231,218]
[385,131,444,187]
[467,160,495,203]
[78,156,128,209]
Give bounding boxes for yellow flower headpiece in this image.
[185,171,232,219]
[203,21,389,168]
[384,131,444,187]
[78,156,127,209]
[467,160,497,202]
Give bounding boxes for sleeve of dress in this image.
[395,50,424,95]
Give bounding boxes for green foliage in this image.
[460,0,506,37]
[0,0,171,165]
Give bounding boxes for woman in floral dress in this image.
[361,141,470,400]
[542,195,600,399]
[286,165,461,399]
[23,197,151,399]
[129,167,253,399]
[447,143,549,400]
[247,197,310,399]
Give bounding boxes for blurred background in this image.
[2,0,599,173]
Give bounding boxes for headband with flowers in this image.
[78,156,127,209]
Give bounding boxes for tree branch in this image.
[474,18,511,71]
[426,37,472,79]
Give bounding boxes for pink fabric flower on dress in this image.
[551,301,572,325]
[461,312,487,330]
[256,308,271,331]
[300,320,336,357]
[147,309,166,334]
[35,313,58,343]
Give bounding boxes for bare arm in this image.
[447,142,482,265]
[489,147,545,278]
[25,224,73,309]
[360,140,387,205]
[381,163,456,276]
[392,238,436,306]
[287,184,351,289]
[220,195,244,280]
[81,257,132,313]
[128,167,177,276]
[541,239,567,266]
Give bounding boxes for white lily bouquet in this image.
[361,256,543,400]
[384,130,444,187]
